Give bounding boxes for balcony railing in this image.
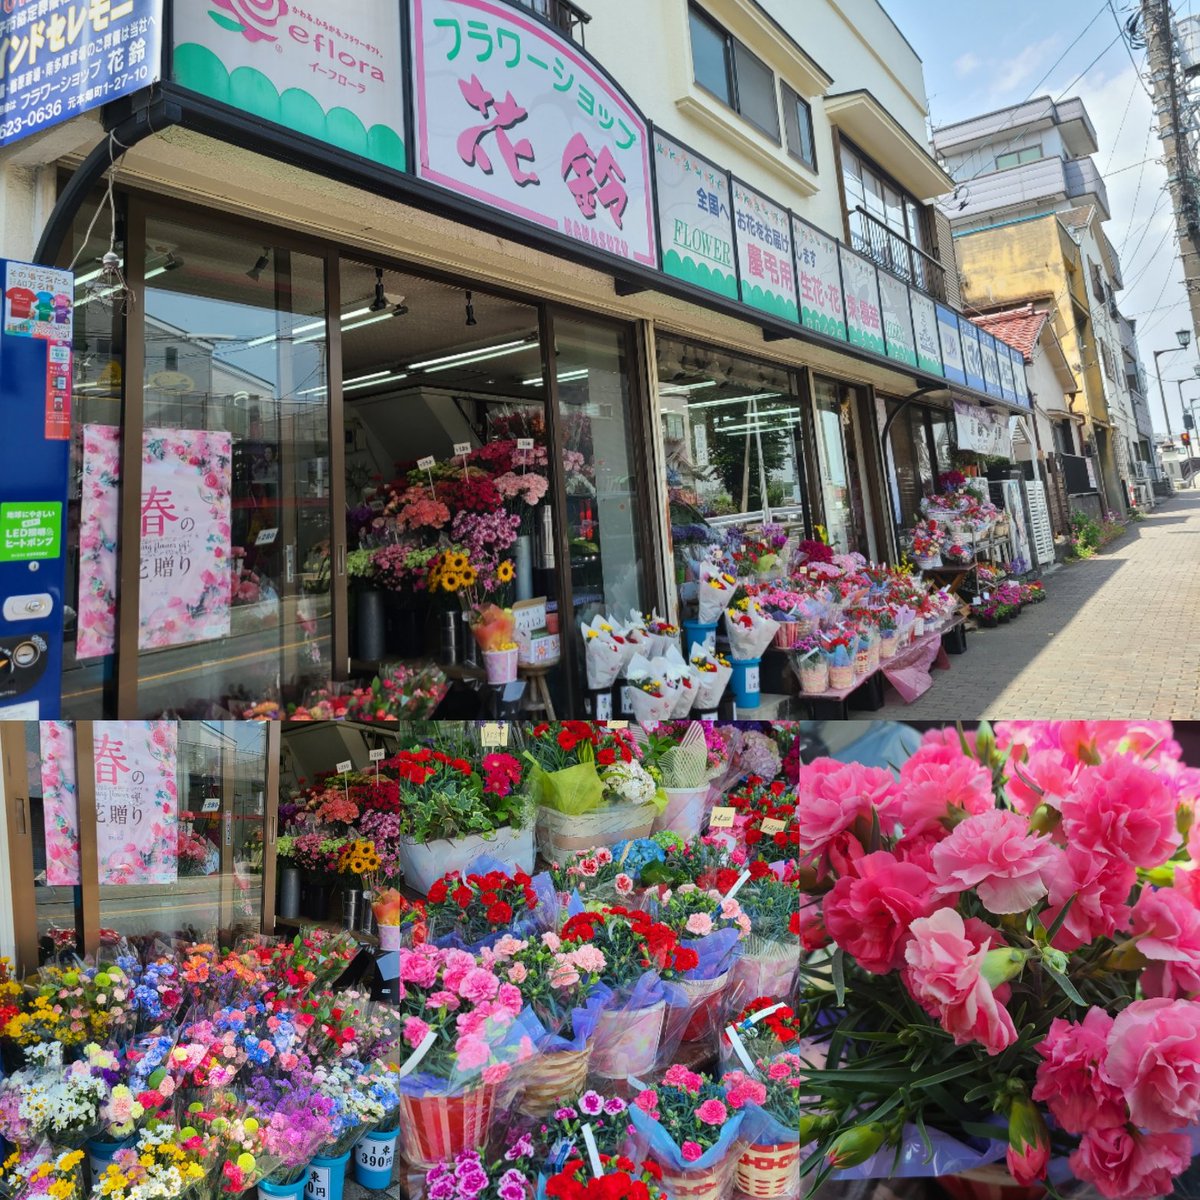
[850,206,948,303]
[514,0,591,41]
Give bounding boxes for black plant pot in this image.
[385,596,426,658]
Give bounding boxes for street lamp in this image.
[1153,329,1194,436]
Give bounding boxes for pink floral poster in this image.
[76,426,233,657]
[93,721,179,885]
[40,720,81,887]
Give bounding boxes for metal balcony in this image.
[850,206,948,303]
[514,0,591,41]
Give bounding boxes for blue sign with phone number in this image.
[0,0,162,147]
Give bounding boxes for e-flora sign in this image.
[412,0,656,266]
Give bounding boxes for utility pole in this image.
[1140,0,1200,345]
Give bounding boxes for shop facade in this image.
[0,0,1033,719]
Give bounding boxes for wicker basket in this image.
[828,664,854,690]
[517,1042,592,1118]
[535,802,657,859]
[654,1149,742,1200]
[798,659,828,695]
[735,1141,802,1198]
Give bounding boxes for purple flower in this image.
[499,1171,530,1200]
[505,1133,534,1162]
[603,1097,628,1115]
[554,1106,577,1121]
[578,1091,604,1117]
[427,1177,456,1200]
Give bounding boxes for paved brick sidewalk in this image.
[876,490,1200,719]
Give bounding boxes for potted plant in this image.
[723,1050,810,1198]
[424,866,554,950]
[727,866,801,1001]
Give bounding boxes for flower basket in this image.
[828,663,854,690]
[771,622,802,650]
[396,1083,497,1170]
[940,1164,1047,1200]
[735,1141,802,1198]
[591,1000,665,1079]
[879,630,899,659]
[482,647,519,684]
[798,658,829,695]
[730,938,798,1001]
[653,786,709,839]
[399,823,534,893]
[679,970,729,1042]
[517,1041,593,1118]
[652,1148,743,1200]
[536,801,657,860]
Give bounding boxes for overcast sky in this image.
[885,0,1199,435]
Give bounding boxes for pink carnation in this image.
[1005,748,1078,815]
[1041,845,1134,952]
[1069,1127,1192,1200]
[662,1064,703,1093]
[685,913,714,937]
[1132,886,1200,999]
[695,1098,728,1126]
[681,1141,704,1162]
[904,908,1017,1056]
[894,755,994,830]
[1032,1008,1126,1133]
[402,1017,431,1049]
[823,851,940,974]
[931,809,1061,914]
[794,759,899,863]
[1104,998,1200,1132]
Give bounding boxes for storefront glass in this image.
[812,377,874,556]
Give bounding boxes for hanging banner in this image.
[979,329,1003,398]
[731,179,798,321]
[93,721,179,886]
[954,399,1011,457]
[794,218,847,341]
[653,132,736,298]
[1009,345,1029,407]
[173,0,405,171]
[878,272,917,369]
[77,425,122,661]
[936,303,966,386]
[959,317,986,393]
[838,248,885,356]
[909,290,943,376]
[0,0,162,148]
[41,720,81,887]
[413,0,656,266]
[997,344,1017,403]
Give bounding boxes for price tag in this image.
[743,665,760,693]
[698,710,719,721]
[581,1124,604,1179]
[516,438,535,451]
[620,686,633,715]
[481,722,509,747]
[724,1023,758,1073]
[452,442,472,457]
[760,817,787,836]
[709,806,736,830]
[607,720,628,730]
[416,455,436,470]
[354,1136,395,1175]
[593,692,612,720]
[747,1001,787,1026]
[254,527,278,546]
[335,760,353,775]
[397,1030,437,1078]
[200,797,221,814]
[368,748,386,762]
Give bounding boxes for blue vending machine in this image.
[0,258,73,717]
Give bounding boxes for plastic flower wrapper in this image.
[697,562,738,625]
[309,1056,397,1157]
[471,603,517,653]
[723,601,779,660]
[239,1071,339,1186]
[639,609,681,659]
[579,617,624,689]
[525,723,641,816]
[719,998,807,1072]
[687,646,732,711]
[425,856,559,951]
[624,654,679,725]
[90,1125,208,1200]
[0,1042,109,1150]
[0,1143,84,1200]
[657,646,697,718]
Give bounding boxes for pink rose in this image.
[823,851,940,974]
[794,759,899,862]
[1069,1127,1191,1200]
[931,809,1061,914]
[1059,757,1180,868]
[1032,1009,1126,1133]
[1041,845,1134,952]
[903,907,1017,1055]
[695,1098,727,1126]
[1132,887,1200,999]
[1104,998,1200,1131]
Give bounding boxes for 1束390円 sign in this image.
[412,0,657,267]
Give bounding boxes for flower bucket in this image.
[396,1084,497,1170]
[653,786,708,838]
[879,631,899,660]
[353,1127,398,1190]
[536,802,657,860]
[518,1042,593,1118]
[399,823,534,893]
[304,1149,351,1200]
[730,940,798,1001]
[682,619,719,655]
[730,657,761,709]
[591,1001,665,1079]
[87,1135,136,1184]
[483,647,519,684]
[378,924,402,952]
[735,1142,802,1198]
[680,970,729,1042]
[798,659,828,695]
[259,1177,307,1200]
[828,663,854,690]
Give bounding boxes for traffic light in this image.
[1184,431,1193,448]
[1186,412,1196,430]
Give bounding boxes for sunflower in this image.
[496,560,515,584]
[446,551,469,573]
[441,571,463,592]
[460,566,478,586]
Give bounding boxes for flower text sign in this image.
[954,398,1011,457]
[413,0,656,267]
[173,0,406,171]
[731,180,797,322]
[794,218,847,341]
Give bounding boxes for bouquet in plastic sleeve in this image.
[89,1127,208,1200]
[0,1042,108,1150]
[580,617,625,689]
[469,603,516,653]
[640,610,681,659]
[720,998,806,1071]
[723,601,779,660]
[624,653,679,725]
[0,1144,85,1200]
[727,866,801,1004]
[659,646,697,717]
[688,646,732,711]
[697,563,738,625]
[424,860,557,950]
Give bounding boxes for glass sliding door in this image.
[813,376,874,557]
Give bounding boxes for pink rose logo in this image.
[208,0,289,43]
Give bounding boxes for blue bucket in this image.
[304,1150,351,1200]
[87,1135,136,1184]
[682,619,718,656]
[730,657,762,709]
[353,1127,398,1190]
[259,1176,307,1200]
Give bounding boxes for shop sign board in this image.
[731,179,798,322]
[654,132,736,299]
[1009,345,1029,407]
[794,218,847,341]
[958,317,986,394]
[0,0,162,147]
[954,399,1011,457]
[909,290,943,376]
[997,343,1017,404]
[412,0,656,266]
[978,328,1003,398]
[878,271,917,369]
[838,248,885,357]
[936,303,966,386]
[173,0,405,171]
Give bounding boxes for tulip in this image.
[825,1122,887,1169]
[1006,1095,1050,1185]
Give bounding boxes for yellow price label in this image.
[709,806,736,830]
[760,818,787,836]
[480,722,509,748]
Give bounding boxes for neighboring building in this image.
[0,0,1033,718]
[1119,314,1160,503]
[933,96,1129,516]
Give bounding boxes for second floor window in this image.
[995,145,1043,170]
[688,4,780,142]
[782,83,816,171]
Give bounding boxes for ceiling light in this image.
[297,370,410,398]
[689,392,783,410]
[520,368,589,386]
[409,339,530,371]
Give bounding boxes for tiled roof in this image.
[970,304,1049,363]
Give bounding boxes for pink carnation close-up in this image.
[930,809,1061,914]
[894,754,995,830]
[1069,1127,1193,1200]
[1032,1008,1127,1134]
[1041,844,1135,952]
[1130,886,1200,999]
[1103,998,1200,1133]
[793,758,899,862]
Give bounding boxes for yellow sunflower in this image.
[446,551,469,573]
[496,560,515,584]
[441,571,463,592]
[460,566,478,586]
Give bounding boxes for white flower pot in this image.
[653,786,709,838]
[398,824,534,894]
